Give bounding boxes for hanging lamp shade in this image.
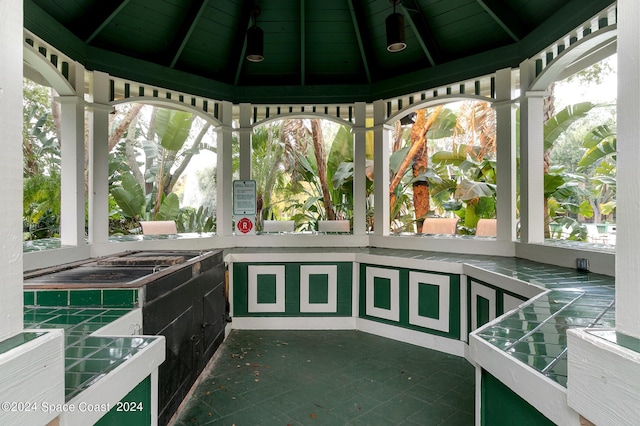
[386,1,406,52]
[246,25,264,62]
[246,5,264,62]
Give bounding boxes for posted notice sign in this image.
[233,180,256,235]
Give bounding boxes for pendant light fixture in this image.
[386,0,406,52]
[246,6,264,62]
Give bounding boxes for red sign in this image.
[237,217,253,234]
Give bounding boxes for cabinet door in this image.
[202,278,225,362]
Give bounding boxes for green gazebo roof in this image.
[25,0,615,104]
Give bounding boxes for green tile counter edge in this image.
[0,332,45,355]
[23,303,149,401]
[587,330,640,353]
[25,289,138,308]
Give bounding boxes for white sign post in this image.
[233,180,257,235]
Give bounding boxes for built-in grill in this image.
[24,250,226,426]
[24,265,156,285]
[97,254,186,266]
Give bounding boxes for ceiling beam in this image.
[345,0,371,84]
[476,0,526,42]
[400,0,441,66]
[300,0,306,85]
[170,0,210,68]
[85,0,131,44]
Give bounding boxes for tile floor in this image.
[172,330,475,425]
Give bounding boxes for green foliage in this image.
[156,109,194,151]
[23,79,62,240]
[253,119,355,231]
[543,97,617,241]
[454,179,495,201]
[431,144,481,167]
[429,146,497,230]
[110,173,146,218]
[544,102,596,152]
[578,125,616,169]
[176,206,216,233]
[23,173,62,240]
[156,193,180,220]
[106,105,217,235]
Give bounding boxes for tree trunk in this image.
[145,107,159,195]
[411,110,432,231]
[389,106,442,220]
[108,103,144,152]
[166,123,211,193]
[310,119,335,220]
[124,114,145,189]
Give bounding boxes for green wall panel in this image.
[477,296,491,329]
[418,283,440,319]
[308,274,329,304]
[95,375,151,426]
[256,274,277,304]
[481,370,555,426]
[373,277,392,310]
[359,264,461,340]
[233,262,352,317]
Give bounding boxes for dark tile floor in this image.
[172,330,475,425]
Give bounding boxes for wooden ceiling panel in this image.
[25,0,614,103]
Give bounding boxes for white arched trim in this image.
[23,42,75,96]
[531,25,617,91]
[111,97,223,128]
[253,112,354,130]
[387,94,495,125]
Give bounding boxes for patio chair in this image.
[476,219,497,237]
[422,218,458,235]
[140,220,178,235]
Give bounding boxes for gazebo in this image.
[2,1,638,425]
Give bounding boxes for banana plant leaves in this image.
[578,125,616,168]
[544,102,595,152]
[155,109,194,152]
[156,193,180,220]
[110,173,145,218]
[454,179,495,201]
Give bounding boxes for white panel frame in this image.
[248,265,286,313]
[409,271,450,333]
[300,265,338,313]
[471,281,497,331]
[365,267,400,321]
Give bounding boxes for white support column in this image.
[373,100,391,236]
[519,60,546,244]
[616,0,640,339]
[352,102,367,235]
[0,0,24,339]
[216,101,234,236]
[494,68,517,242]
[88,71,111,244]
[239,103,252,180]
[57,62,86,246]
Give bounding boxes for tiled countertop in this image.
[24,306,157,401]
[224,247,616,387]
